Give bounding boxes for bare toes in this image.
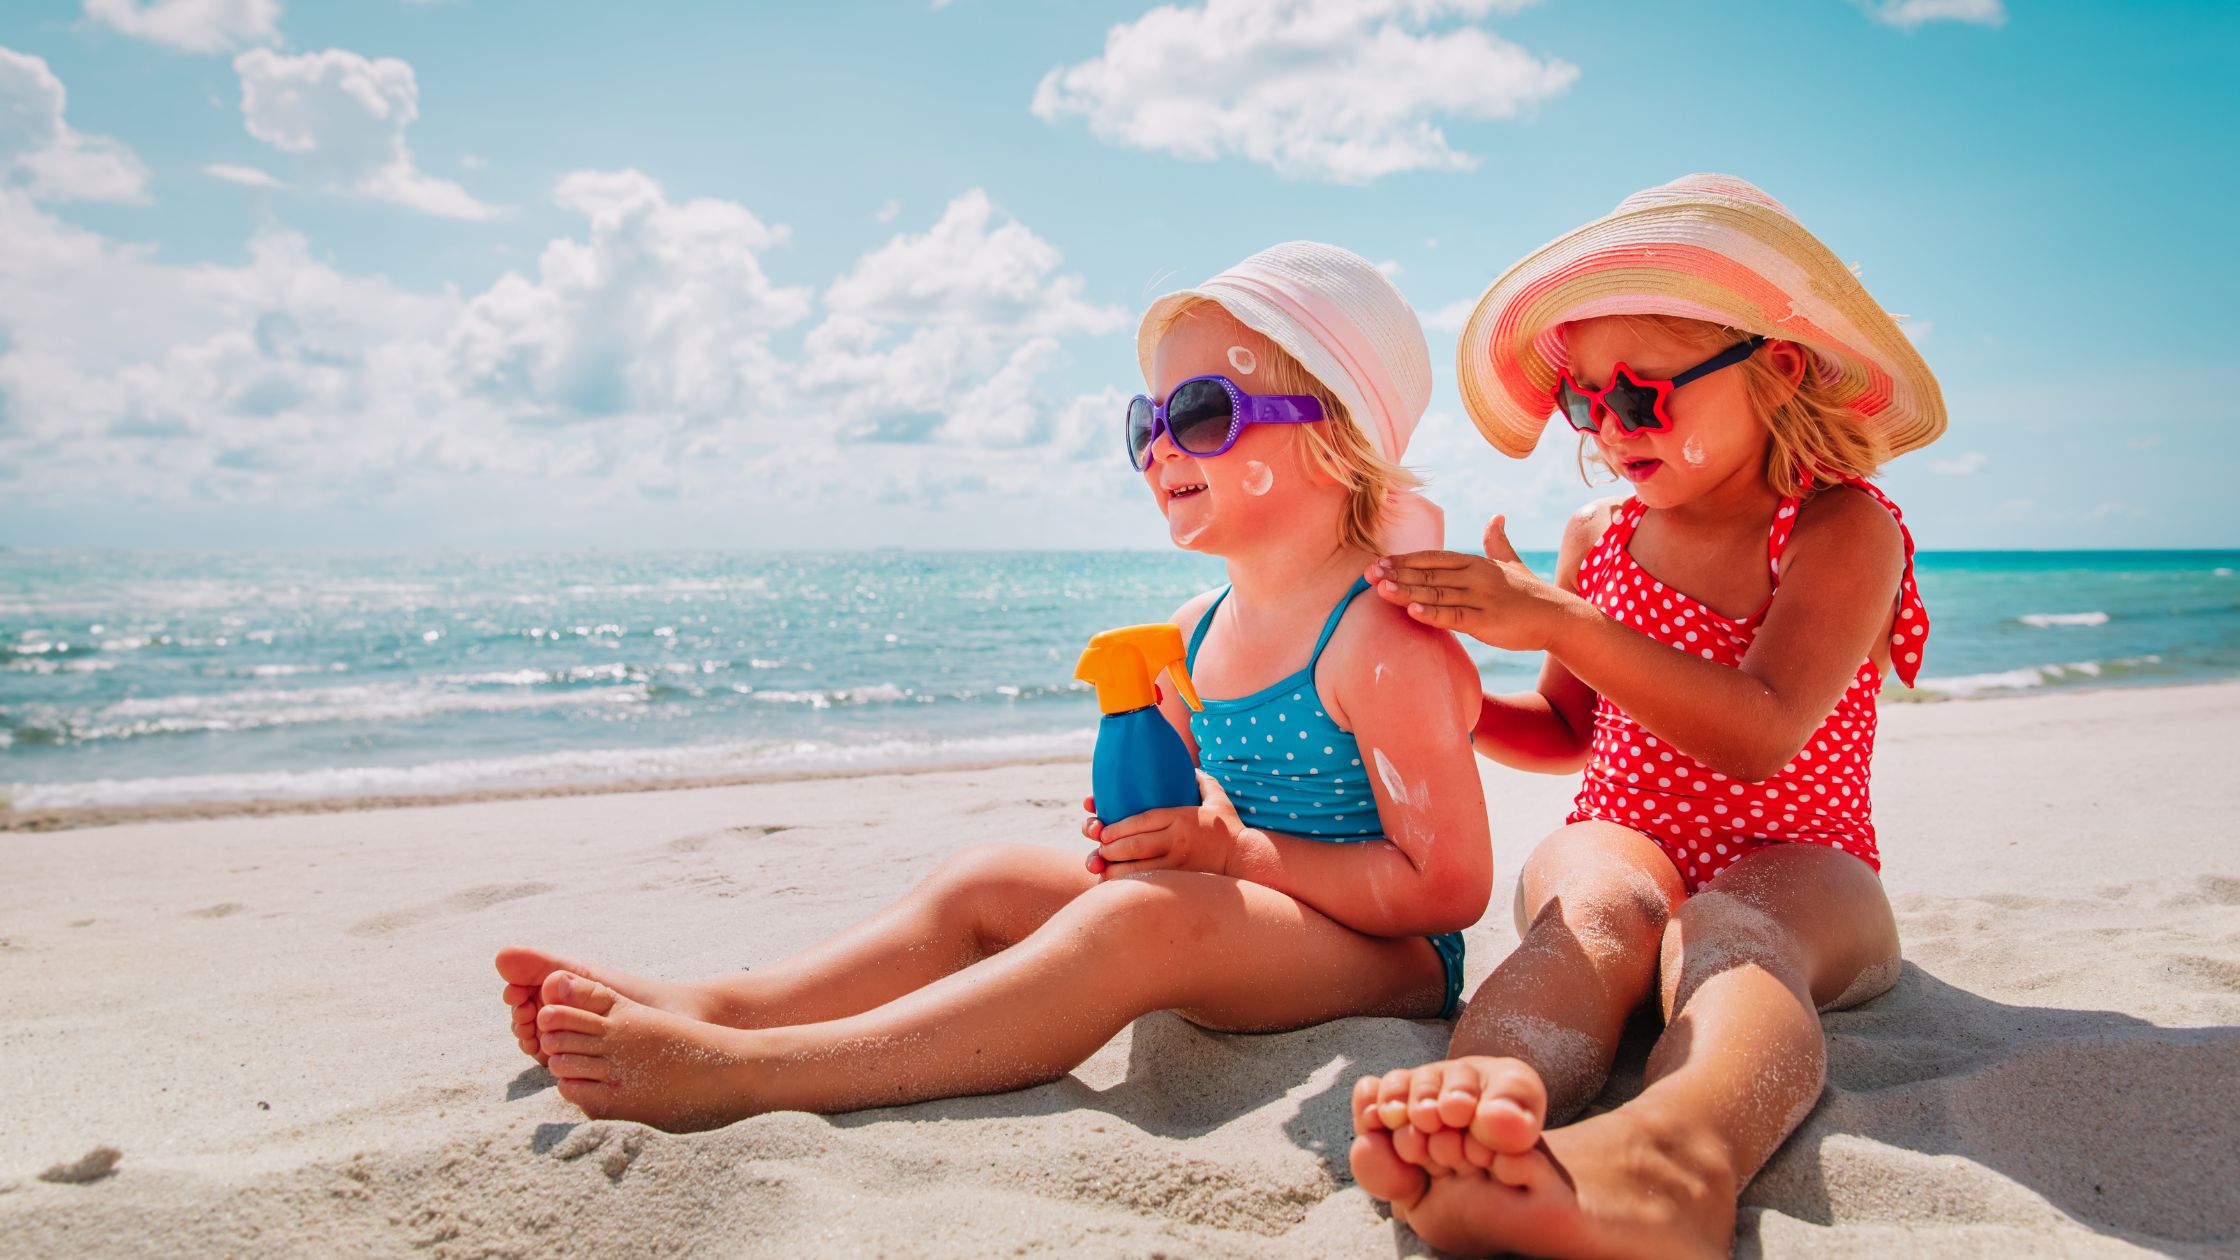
[1351,1076,1386,1136]
[1467,1059,1549,1155]
[541,970,619,1015]
[554,1077,614,1117]
[1435,1060,1484,1130]
[546,1052,612,1082]
[1348,1128,1429,1211]
[536,1003,605,1036]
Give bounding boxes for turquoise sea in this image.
[4,549,2236,811]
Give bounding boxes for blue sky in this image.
[0,0,2232,551]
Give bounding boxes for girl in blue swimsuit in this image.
[498,244,1494,1132]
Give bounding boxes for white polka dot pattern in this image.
[1565,483,1927,892]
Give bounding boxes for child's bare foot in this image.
[1381,1103,1738,1260]
[1353,1055,1549,1178]
[495,946,719,1065]
[534,970,765,1132]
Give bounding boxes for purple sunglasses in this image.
[1125,374,1325,471]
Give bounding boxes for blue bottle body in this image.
[1092,705,1201,825]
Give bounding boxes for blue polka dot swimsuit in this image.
[1186,577,1466,1019]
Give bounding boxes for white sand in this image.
[3,684,2236,1257]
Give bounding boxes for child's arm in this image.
[1464,503,1608,774]
[1092,600,1493,939]
[1374,489,1903,783]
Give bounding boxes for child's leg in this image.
[1364,844,1898,1260]
[499,845,1096,1060]
[534,869,1448,1130]
[1356,822,1681,1187]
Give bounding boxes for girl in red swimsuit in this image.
[1347,174,1948,1260]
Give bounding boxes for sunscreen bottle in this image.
[1074,625,1204,826]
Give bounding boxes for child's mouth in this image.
[1165,482,1207,503]
[1620,458,1662,481]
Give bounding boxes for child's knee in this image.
[1067,871,1211,955]
[1530,866,1671,964]
[1658,889,1802,1016]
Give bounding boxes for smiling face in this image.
[1143,306,1344,556]
[1562,315,1806,509]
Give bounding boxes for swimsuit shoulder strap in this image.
[1579,497,1646,596]
[1604,496,1648,549]
[1844,479,1929,687]
[1766,494,1807,580]
[1184,587,1231,674]
[1306,577,1374,672]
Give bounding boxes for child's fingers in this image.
[1461,1133,1495,1169]
[502,983,536,1006]
[1436,1059,1484,1130]
[1374,550,1479,575]
[1095,810,1176,844]
[1081,794,1095,815]
[1081,816,1102,842]
[1085,851,1107,876]
[1405,602,1479,632]
[1099,854,1182,880]
[1374,577,1473,608]
[1095,830,1170,864]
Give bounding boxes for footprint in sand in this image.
[346,882,555,938]
[187,902,245,919]
[546,1123,647,1182]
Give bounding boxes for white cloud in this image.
[203,161,283,187]
[1899,317,1932,344]
[1858,0,2006,30]
[0,46,151,202]
[1422,295,1476,333]
[83,0,280,52]
[803,189,1126,446]
[234,48,501,220]
[459,153,487,170]
[874,197,901,223]
[0,174,1137,532]
[1931,450,1987,475]
[1033,0,1576,183]
[449,169,812,425]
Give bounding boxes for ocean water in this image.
[4,548,2236,811]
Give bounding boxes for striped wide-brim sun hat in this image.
[1456,173,1946,460]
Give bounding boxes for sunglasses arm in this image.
[1239,394,1326,427]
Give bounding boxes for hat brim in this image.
[1456,180,1947,461]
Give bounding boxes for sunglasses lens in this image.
[1606,375,1666,433]
[1125,397,1156,468]
[1166,379,1236,455]
[1556,381,1599,434]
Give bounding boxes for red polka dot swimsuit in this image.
[1566,481,1928,893]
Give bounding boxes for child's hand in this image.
[1085,772,1245,879]
[1368,515,1574,652]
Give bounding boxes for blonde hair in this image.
[1155,298,1421,554]
[1569,314,1890,496]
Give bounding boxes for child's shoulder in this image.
[1321,581,1478,728]
[1556,495,1631,578]
[1166,587,1225,637]
[1788,483,1903,560]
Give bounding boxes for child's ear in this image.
[1763,340,1810,408]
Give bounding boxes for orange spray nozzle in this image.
[1073,624,1203,715]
